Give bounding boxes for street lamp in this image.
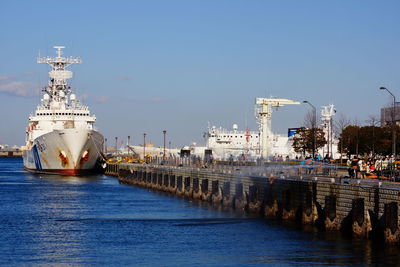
[303,100,317,157]
[127,135,131,157]
[143,133,147,161]
[115,137,118,155]
[162,130,167,162]
[380,87,396,157]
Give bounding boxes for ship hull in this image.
[23,129,104,176]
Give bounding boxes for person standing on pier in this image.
[358,158,366,179]
[350,156,359,178]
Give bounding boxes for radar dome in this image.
[233,124,238,131]
[70,94,76,101]
[43,94,50,100]
[59,91,65,98]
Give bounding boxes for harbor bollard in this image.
[264,185,279,218]
[192,178,201,199]
[248,185,261,214]
[211,180,222,204]
[222,182,232,208]
[282,189,296,220]
[351,198,372,237]
[324,195,340,230]
[382,202,400,243]
[302,190,317,224]
[184,177,192,198]
[177,176,184,196]
[234,183,245,211]
[201,179,210,201]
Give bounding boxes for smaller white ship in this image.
[23,46,104,175]
[203,99,339,160]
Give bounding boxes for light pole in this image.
[104,138,107,154]
[143,133,147,161]
[380,87,396,157]
[127,135,131,157]
[303,100,317,157]
[163,130,167,162]
[115,137,118,155]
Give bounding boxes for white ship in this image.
[23,46,104,175]
[204,124,296,160]
[203,98,300,160]
[203,100,340,160]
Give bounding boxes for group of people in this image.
[347,155,399,179]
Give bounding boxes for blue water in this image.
[0,158,398,266]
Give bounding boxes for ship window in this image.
[240,136,242,138]
[256,136,258,138]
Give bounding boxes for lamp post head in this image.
[380,87,387,90]
[303,100,308,103]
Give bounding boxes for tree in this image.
[292,127,327,156]
[365,115,379,156]
[338,125,360,157]
[334,114,350,162]
[338,125,395,157]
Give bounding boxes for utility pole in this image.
[380,87,396,157]
[127,135,131,157]
[143,133,147,162]
[163,130,167,161]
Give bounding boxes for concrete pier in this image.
[108,163,400,244]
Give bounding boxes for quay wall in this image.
[106,163,400,243]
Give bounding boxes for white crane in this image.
[255,98,300,160]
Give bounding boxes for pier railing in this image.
[140,157,400,182]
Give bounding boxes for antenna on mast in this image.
[54,46,65,58]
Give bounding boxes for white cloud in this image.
[0,75,16,82]
[95,96,110,103]
[0,77,39,97]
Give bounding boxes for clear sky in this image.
[1,0,399,147]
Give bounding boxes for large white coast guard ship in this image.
[23,46,104,175]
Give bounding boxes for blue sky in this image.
[1,0,399,147]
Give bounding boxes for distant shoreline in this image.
[0,152,22,158]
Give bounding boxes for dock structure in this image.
[0,148,22,157]
[106,162,400,243]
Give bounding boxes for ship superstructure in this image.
[205,124,260,159]
[23,46,104,175]
[205,124,296,160]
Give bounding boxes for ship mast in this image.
[37,46,82,108]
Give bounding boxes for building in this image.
[380,103,400,126]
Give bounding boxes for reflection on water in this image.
[0,158,399,266]
[32,174,102,184]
